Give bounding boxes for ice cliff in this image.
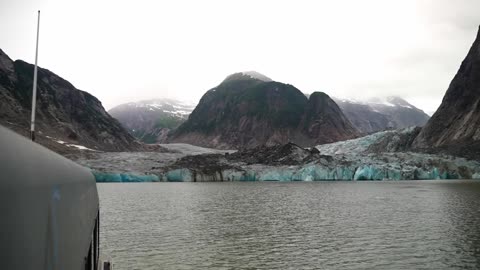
[84,128,480,182]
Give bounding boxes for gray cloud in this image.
[0,0,478,113]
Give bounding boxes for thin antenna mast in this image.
[30,10,40,141]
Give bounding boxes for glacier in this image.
[91,159,480,182]
[81,128,480,182]
[94,172,159,182]
[152,161,477,182]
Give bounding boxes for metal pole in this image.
[30,10,40,141]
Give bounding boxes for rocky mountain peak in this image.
[299,92,359,144]
[304,92,343,117]
[170,78,359,149]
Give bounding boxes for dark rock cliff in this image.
[0,48,141,152]
[413,26,480,159]
[299,92,359,145]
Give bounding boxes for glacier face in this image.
[85,128,480,182]
[91,157,480,182]
[153,158,479,182]
[94,172,160,182]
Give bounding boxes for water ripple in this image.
[98,181,480,270]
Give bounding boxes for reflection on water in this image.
[98,181,480,269]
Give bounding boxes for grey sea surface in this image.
[98,181,480,269]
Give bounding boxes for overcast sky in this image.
[1,0,479,114]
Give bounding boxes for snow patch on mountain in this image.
[240,71,273,82]
[337,96,413,108]
[47,136,98,151]
[333,96,430,134]
[222,71,273,83]
[109,98,197,144]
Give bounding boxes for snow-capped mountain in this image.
[333,96,430,134]
[109,98,196,143]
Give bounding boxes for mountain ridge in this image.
[0,48,145,153]
[169,72,359,149]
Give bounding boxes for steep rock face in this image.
[413,26,480,159]
[109,98,195,143]
[299,92,358,145]
[0,48,140,152]
[169,72,359,149]
[0,50,22,124]
[334,96,430,134]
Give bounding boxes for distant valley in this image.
[333,96,430,134]
[109,99,195,143]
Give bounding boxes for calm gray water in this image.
[98,181,480,270]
